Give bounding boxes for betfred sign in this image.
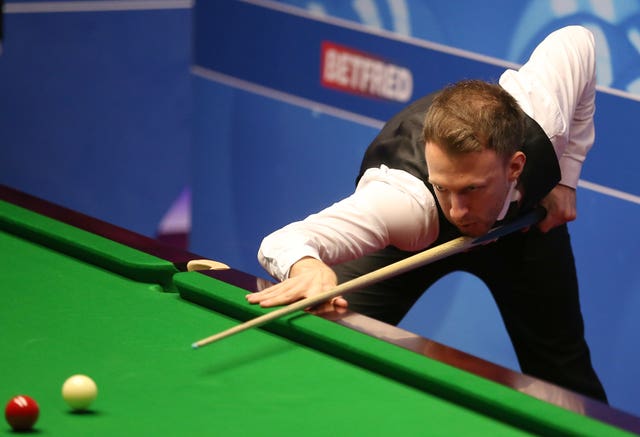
[321,41,413,103]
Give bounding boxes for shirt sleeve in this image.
[498,25,597,188]
[258,166,439,281]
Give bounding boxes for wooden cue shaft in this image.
[192,235,471,348]
[191,207,546,349]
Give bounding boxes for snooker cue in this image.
[192,207,546,349]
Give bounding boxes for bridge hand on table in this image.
[246,257,348,315]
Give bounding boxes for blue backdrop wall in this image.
[0,0,192,238]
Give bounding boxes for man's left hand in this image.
[538,184,577,233]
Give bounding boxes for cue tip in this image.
[191,343,199,350]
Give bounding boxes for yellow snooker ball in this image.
[62,375,98,410]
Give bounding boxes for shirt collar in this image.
[497,180,521,221]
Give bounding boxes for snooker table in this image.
[1,185,639,436]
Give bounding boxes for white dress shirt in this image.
[259,26,596,281]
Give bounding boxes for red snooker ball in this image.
[5,395,39,431]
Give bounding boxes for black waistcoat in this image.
[356,91,561,245]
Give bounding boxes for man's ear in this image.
[508,151,526,182]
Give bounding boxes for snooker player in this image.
[250,26,608,402]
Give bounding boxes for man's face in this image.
[425,142,525,237]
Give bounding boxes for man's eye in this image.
[433,184,446,192]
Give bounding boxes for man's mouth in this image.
[456,222,475,229]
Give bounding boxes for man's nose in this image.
[449,194,469,220]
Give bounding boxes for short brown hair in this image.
[422,80,525,159]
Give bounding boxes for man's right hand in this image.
[245,257,348,314]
